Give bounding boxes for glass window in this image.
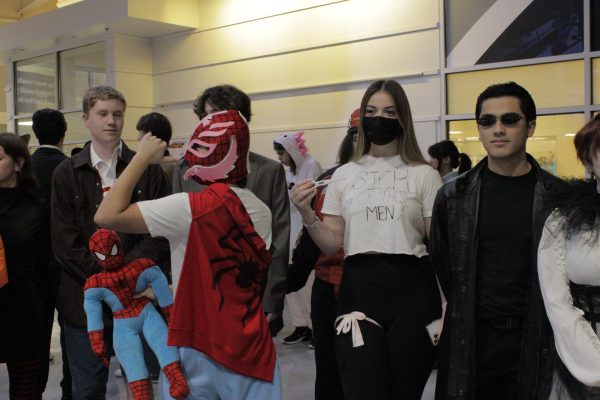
[448,113,585,178]
[592,0,600,51]
[446,0,582,67]
[447,61,584,115]
[15,118,33,139]
[60,42,106,110]
[592,58,600,104]
[14,54,57,115]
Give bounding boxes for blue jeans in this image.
[63,323,113,400]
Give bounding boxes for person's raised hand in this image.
[137,132,167,164]
[290,179,317,216]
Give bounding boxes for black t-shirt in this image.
[476,163,536,320]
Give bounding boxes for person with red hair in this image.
[538,115,600,398]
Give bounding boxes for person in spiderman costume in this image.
[94,109,281,399]
[84,228,189,400]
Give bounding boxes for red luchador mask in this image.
[89,229,124,270]
[184,110,250,185]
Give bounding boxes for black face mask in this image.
[362,116,403,146]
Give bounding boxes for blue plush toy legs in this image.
[114,303,180,382]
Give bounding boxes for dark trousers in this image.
[37,293,55,399]
[311,278,344,400]
[37,290,71,399]
[58,315,72,400]
[38,311,72,400]
[475,319,522,400]
[335,254,441,400]
[63,323,113,400]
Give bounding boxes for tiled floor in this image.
[0,316,436,399]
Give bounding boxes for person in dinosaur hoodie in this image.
[94,110,281,399]
[273,131,323,345]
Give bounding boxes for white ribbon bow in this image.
[335,311,381,348]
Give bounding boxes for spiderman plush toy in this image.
[84,229,189,400]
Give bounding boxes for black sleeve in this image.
[429,188,450,297]
[288,227,320,293]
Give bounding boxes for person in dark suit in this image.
[30,108,72,400]
[173,85,290,336]
[32,109,68,204]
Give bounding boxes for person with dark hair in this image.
[0,132,49,400]
[273,131,323,346]
[31,108,68,203]
[51,86,170,399]
[19,134,31,147]
[136,112,177,186]
[430,81,561,399]
[32,108,67,143]
[291,80,444,399]
[136,112,172,141]
[30,108,72,399]
[175,84,290,337]
[290,108,359,400]
[70,147,83,157]
[538,116,600,398]
[427,140,472,183]
[336,109,359,166]
[192,84,251,121]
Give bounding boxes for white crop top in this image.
[321,154,442,258]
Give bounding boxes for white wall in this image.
[151,0,442,168]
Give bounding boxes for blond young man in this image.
[51,86,170,399]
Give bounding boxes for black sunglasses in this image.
[477,113,524,127]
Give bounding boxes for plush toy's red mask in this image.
[89,229,124,270]
[184,110,250,185]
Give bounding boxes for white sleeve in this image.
[137,193,192,242]
[419,167,443,218]
[538,213,600,387]
[300,158,323,181]
[321,168,344,216]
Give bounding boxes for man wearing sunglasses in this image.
[430,82,561,399]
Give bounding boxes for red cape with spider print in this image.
[183,110,249,185]
[168,183,275,381]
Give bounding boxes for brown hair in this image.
[574,116,600,168]
[0,133,37,191]
[353,80,427,164]
[82,86,126,114]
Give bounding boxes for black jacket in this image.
[31,146,68,205]
[31,146,68,284]
[51,143,170,328]
[430,155,560,400]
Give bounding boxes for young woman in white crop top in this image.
[291,80,443,400]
